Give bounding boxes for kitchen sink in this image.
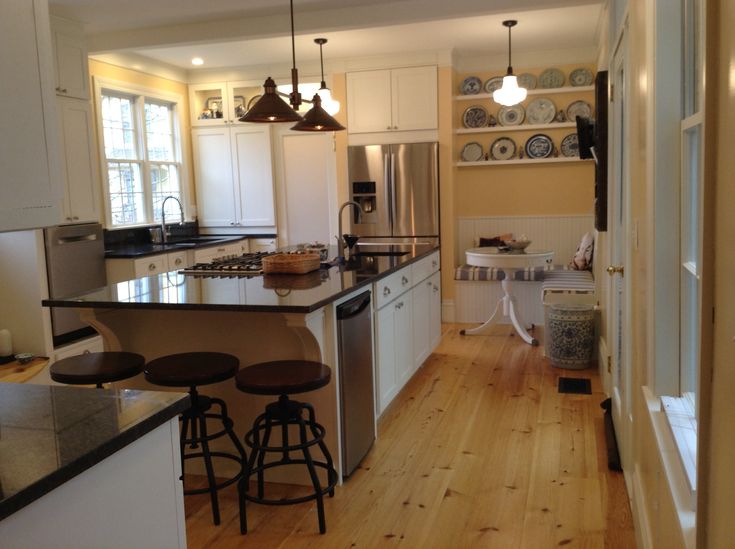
[166,237,230,247]
[354,251,410,257]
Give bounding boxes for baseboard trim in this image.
[441,299,455,323]
[632,465,654,549]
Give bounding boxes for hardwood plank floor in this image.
[185,324,636,548]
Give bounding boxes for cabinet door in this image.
[52,27,89,99]
[391,66,438,131]
[376,303,397,415]
[0,0,62,232]
[346,70,393,133]
[134,255,167,278]
[412,277,432,370]
[393,291,414,389]
[429,271,442,351]
[192,127,237,227]
[189,82,229,127]
[231,125,276,227]
[166,251,190,271]
[57,97,99,223]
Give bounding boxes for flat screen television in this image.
[575,116,596,160]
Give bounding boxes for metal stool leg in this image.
[179,416,190,483]
[304,403,336,497]
[257,416,273,500]
[198,411,221,525]
[297,414,326,534]
[240,413,265,534]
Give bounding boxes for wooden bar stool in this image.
[235,360,338,535]
[144,352,246,526]
[50,351,145,388]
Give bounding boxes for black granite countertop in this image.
[44,243,440,314]
[0,384,189,521]
[105,235,250,259]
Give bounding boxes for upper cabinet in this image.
[189,81,263,127]
[192,124,276,228]
[51,18,90,100]
[0,0,62,232]
[346,66,438,134]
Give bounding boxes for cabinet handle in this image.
[217,247,226,252]
[427,281,432,286]
[433,285,439,293]
[55,86,61,92]
[383,286,391,297]
[395,301,404,310]
[72,216,79,220]
[229,222,235,226]
[66,216,72,221]
[386,126,392,130]
[432,260,438,268]
[148,263,157,271]
[401,276,409,285]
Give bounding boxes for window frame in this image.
[93,76,188,229]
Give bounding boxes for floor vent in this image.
[558,377,592,395]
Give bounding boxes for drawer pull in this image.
[383,286,391,297]
[148,263,157,271]
[395,301,403,310]
[401,276,409,285]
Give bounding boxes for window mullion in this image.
[137,96,154,223]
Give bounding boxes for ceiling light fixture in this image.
[313,38,340,115]
[191,57,204,66]
[492,20,527,107]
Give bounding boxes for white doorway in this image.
[608,24,633,475]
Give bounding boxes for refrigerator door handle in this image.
[390,152,397,234]
[385,152,393,235]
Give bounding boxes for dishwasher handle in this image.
[337,293,371,320]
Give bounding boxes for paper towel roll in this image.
[0,329,12,356]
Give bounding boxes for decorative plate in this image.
[490,137,516,161]
[460,76,483,95]
[526,97,557,124]
[483,76,504,94]
[538,68,565,89]
[517,73,537,90]
[461,142,484,162]
[462,105,489,128]
[569,67,594,87]
[525,134,554,159]
[498,104,525,126]
[566,100,593,121]
[560,133,580,157]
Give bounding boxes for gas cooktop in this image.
[179,251,274,277]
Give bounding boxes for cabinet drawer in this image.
[411,250,440,283]
[193,242,241,264]
[167,251,189,271]
[374,265,413,309]
[134,255,167,277]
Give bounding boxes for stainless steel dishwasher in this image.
[336,291,375,477]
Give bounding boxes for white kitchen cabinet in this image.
[346,66,437,134]
[249,238,277,252]
[192,241,243,263]
[192,125,276,229]
[54,335,104,361]
[189,80,262,127]
[429,270,442,350]
[57,96,99,223]
[376,300,397,414]
[50,17,89,100]
[0,0,62,232]
[412,277,432,370]
[106,249,199,284]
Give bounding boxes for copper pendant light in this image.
[291,93,345,131]
[240,0,302,123]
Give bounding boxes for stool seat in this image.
[145,352,239,387]
[235,360,331,395]
[50,352,144,386]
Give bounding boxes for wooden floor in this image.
[185,324,636,548]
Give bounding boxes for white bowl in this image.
[506,240,531,251]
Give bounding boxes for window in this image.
[96,80,184,227]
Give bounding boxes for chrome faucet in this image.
[160,195,185,244]
[337,200,364,261]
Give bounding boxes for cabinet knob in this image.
[148,263,157,271]
[393,126,398,130]
[432,260,438,268]
[386,126,392,130]
[427,281,432,286]
[230,222,235,226]
[383,286,391,297]
[174,258,182,266]
[72,216,79,220]
[607,265,624,276]
[401,276,409,285]
[433,285,439,293]
[66,217,72,221]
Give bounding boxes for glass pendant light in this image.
[492,20,528,107]
[240,0,302,123]
[313,38,340,115]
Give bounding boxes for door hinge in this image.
[607,355,612,373]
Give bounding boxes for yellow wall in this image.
[87,60,194,222]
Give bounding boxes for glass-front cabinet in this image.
[189,81,264,126]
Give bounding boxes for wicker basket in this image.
[261,253,321,274]
[262,270,323,291]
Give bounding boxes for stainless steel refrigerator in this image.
[348,142,439,239]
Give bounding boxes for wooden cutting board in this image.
[0,356,49,383]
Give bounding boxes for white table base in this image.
[460,278,539,345]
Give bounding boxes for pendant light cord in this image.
[289,0,301,108]
[319,42,325,83]
[507,24,513,75]
[290,0,296,71]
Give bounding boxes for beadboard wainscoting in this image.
[455,215,594,325]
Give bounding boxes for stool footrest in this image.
[241,460,337,505]
[183,450,243,495]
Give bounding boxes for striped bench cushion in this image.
[455,264,551,282]
[542,269,595,294]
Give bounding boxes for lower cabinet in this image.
[106,250,193,284]
[374,254,441,416]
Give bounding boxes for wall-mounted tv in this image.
[576,116,596,160]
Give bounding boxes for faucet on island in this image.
[337,200,364,261]
[160,195,185,244]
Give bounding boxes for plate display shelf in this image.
[455,69,595,167]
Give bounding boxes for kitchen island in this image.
[42,243,441,484]
[0,383,189,548]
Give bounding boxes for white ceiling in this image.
[49,0,603,73]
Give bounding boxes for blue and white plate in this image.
[525,134,554,159]
[569,68,594,87]
[460,76,483,95]
[461,141,484,162]
[526,97,557,125]
[517,73,537,90]
[490,137,516,160]
[498,104,525,126]
[566,100,593,122]
[539,68,565,89]
[483,76,504,94]
[462,105,489,128]
[560,133,579,157]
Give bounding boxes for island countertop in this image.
[43,243,440,314]
[0,383,189,521]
